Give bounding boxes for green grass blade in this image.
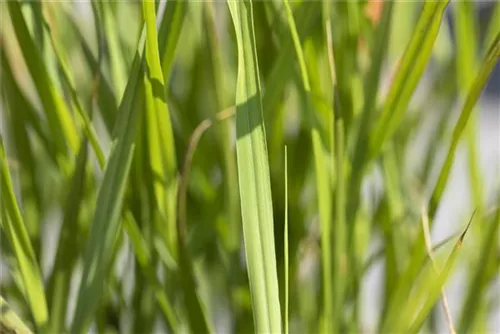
[453,2,483,210]
[122,212,179,331]
[70,43,144,334]
[176,234,214,333]
[7,0,78,157]
[428,32,500,218]
[144,3,213,333]
[203,2,240,250]
[1,46,46,233]
[383,207,474,333]
[370,0,449,159]
[333,119,347,331]
[282,2,335,331]
[361,1,394,114]
[310,51,336,334]
[454,2,478,91]
[284,145,289,334]
[65,3,184,330]
[406,217,474,333]
[363,231,459,276]
[0,138,48,330]
[261,2,318,119]
[0,296,33,334]
[283,0,310,93]
[67,14,118,134]
[458,209,500,333]
[99,2,128,101]
[228,1,282,332]
[419,85,455,186]
[143,0,178,255]
[484,1,500,54]
[0,45,54,163]
[2,106,41,240]
[379,147,407,314]
[349,2,393,218]
[329,2,359,128]
[43,19,105,167]
[379,236,430,332]
[259,2,320,166]
[27,2,44,51]
[46,140,88,334]
[158,0,187,81]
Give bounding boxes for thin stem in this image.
[284,145,289,334]
[178,107,236,237]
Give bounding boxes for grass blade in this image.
[0,296,33,334]
[348,2,393,219]
[284,145,289,334]
[121,212,179,331]
[70,42,144,333]
[261,2,318,144]
[144,3,213,333]
[418,206,455,334]
[406,215,474,333]
[379,146,408,316]
[7,0,78,158]
[382,212,473,333]
[453,2,483,210]
[42,17,105,167]
[370,0,449,159]
[1,47,45,236]
[282,2,335,331]
[176,231,214,333]
[376,41,500,329]
[333,119,347,331]
[228,1,282,332]
[99,2,128,101]
[143,0,178,256]
[0,44,54,163]
[67,13,118,134]
[484,1,500,54]
[0,138,48,330]
[46,140,88,334]
[458,208,500,333]
[158,0,186,81]
[428,32,500,218]
[203,2,240,249]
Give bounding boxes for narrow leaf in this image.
[0,138,48,330]
[70,44,144,333]
[370,1,449,159]
[143,0,178,255]
[7,1,78,157]
[284,145,289,334]
[228,1,282,332]
[407,215,474,333]
[46,140,88,334]
[428,32,500,218]
[0,296,33,334]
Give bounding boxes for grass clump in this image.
[0,1,499,333]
